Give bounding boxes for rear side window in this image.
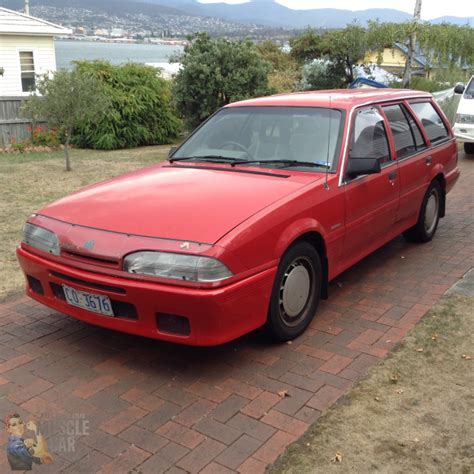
[410,102,449,144]
[383,104,426,158]
[350,107,391,166]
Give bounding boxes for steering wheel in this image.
[220,141,250,156]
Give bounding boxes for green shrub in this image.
[173,33,273,129]
[74,61,181,150]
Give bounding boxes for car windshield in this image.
[173,106,344,171]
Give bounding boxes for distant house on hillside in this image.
[365,43,429,80]
[0,7,71,96]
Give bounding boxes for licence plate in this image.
[62,285,114,316]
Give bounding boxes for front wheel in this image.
[265,241,322,342]
[464,142,474,154]
[403,181,442,243]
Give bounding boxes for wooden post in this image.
[402,0,422,88]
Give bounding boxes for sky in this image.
[198,0,474,20]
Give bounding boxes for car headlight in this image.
[22,223,60,256]
[455,114,474,124]
[123,251,233,282]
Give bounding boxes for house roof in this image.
[394,42,428,67]
[0,7,72,36]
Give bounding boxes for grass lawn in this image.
[270,293,474,473]
[0,146,170,300]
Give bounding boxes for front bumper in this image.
[17,247,276,346]
[453,123,474,143]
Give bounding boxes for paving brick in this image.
[279,370,324,393]
[252,430,296,464]
[119,425,169,453]
[195,416,242,445]
[211,394,249,423]
[8,377,53,404]
[240,391,280,419]
[237,456,267,474]
[273,386,313,416]
[296,344,334,361]
[217,378,263,400]
[176,438,226,473]
[158,421,206,449]
[73,375,117,399]
[81,429,130,458]
[200,461,235,474]
[154,383,198,407]
[99,405,147,435]
[318,355,353,375]
[346,353,381,375]
[307,385,345,412]
[140,442,190,473]
[137,401,182,431]
[261,410,309,436]
[215,434,263,469]
[173,399,217,428]
[0,353,34,373]
[63,450,112,474]
[186,381,231,403]
[97,445,150,474]
[227,413,276,442]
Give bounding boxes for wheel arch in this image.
[277,225,329,300]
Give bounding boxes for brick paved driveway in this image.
[1,154,473,473]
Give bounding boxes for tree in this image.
[289,25,373,86]
[290,29,323,63]
[299,61,346,91]
[22,70,108,171]
[73,61,181,150]
[173,33,273,129]
[256,40,300,93]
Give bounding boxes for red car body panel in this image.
[16,89,460,345]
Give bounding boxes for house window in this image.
[20,51,36,92]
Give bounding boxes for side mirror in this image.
[346,157,381,179]
[168,146,178,158]
[454,84,465,94]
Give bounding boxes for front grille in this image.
[62,250,120,269]
[50,282,137,320]
[50,271,125,294]
[27,275,44,295]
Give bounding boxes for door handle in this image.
[426,156,433,164]
[388,171,397,181]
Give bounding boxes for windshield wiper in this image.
[231,159,330,169]
[169,155,240,164]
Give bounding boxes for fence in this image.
[0,96,46,148]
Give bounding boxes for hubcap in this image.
[279,258,312,327]
[424,190,439,234]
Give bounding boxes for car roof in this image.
[227,88,433,110]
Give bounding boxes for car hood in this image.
[39,163,319,244]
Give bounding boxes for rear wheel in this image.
[265,241,322,342]
[464,142,474,154]
[403,181,442,243]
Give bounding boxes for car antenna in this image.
[324,94,332,191]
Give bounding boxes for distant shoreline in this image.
[55,37,187,47]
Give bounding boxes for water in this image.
[55,40,183,70]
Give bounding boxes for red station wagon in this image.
[17,89,460,346]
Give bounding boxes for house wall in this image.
[365,47,426,79]
[0,34,56,96]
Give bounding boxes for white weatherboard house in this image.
[0,7,71,96]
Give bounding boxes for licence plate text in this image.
[62,285,114,316]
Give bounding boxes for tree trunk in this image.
[64,134,71,172]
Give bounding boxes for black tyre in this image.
[265,241,322,342]
[403,181,442,243]
[464,142,474,154]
